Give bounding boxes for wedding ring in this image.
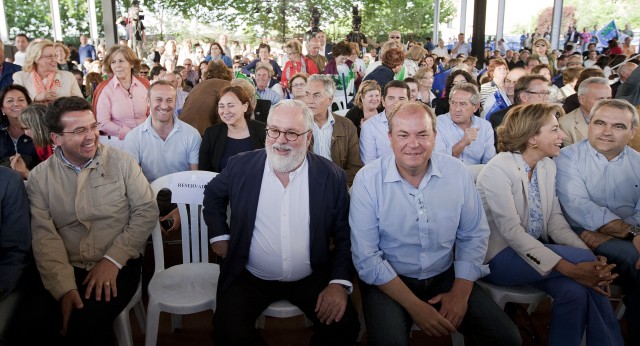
[105,281,111,286]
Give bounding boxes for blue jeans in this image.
[360,266,521,346]
[485,244,623,346]
[592,236,640,345]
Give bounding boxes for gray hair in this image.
[590,98,639,129]
[449,82,481,106]
[268,99,314,131]
[307,74,336,98]
[577,77,610,96]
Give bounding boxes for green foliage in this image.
[5,0,103,42]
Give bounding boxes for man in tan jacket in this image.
[559,77,611,147]
[304,74,363,185]
[27,96,158,345]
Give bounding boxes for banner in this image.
[596,20,619,44]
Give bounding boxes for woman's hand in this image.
[34,90,57,102]
[555,258,618,296]
[10,154,30,179]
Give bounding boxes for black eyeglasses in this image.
[389,36,401,39]
[266,128,310,141]
[524,90,551,96]
[59,122,101,136]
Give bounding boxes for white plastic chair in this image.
[255,300,313,328]
[145,170,221,346]
[334,109,349,117]
[113,280,146,346]
[99,135,125,150]
[475,280,549,314]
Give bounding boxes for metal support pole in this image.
[50,0,63,41]
[87,0,98,42]
[433,0,440,42]
[0,0,8,42]
[550,0,563,50]
[496,0,505,41]
[460,0,467,35]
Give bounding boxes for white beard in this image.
[266,143,307,173]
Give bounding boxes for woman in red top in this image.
[281,39,318,89]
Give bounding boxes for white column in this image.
[496,0,505,41]
[433,0,440,42]
[49,0,63,41]
[550,0,563,50]
[87,0,98,42]
[0,0,8,42]
[459,0,467,35]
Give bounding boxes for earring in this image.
[532,144,538,148]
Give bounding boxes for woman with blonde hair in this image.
[10,103,52,178]
[414,66,437,106]
[93,44,150,140]
[345,80,382,135]
[403,45,426,78]
[531,37,556,75]
[13,40,83,102]
[477,102,623,345]
[281,39,318,89]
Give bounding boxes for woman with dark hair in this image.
[10,103,51,178]
[477,103,623,346]
[323,42,359,95]
[205,42,233,67]
[199,86,266,172]
[286,72,308,100]
[433,69,476,115]
[0,85,37,176]
[606,39,623,56]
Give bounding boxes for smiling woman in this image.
[12,40,83,103]
[93,45,150,140]
[199,86,266,172]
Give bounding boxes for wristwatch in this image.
[627,225,640,240]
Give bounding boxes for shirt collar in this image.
[383,153,443,189]
[586,141,627,163]
[58,147,95,173]
[266,154,308,180]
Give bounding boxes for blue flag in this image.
[485,90,509,120]
[433,68,452,98]
[596,20,619,44]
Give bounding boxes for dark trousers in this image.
[16,257,142,346]
[360,266,521,346]
[213,270,360,346]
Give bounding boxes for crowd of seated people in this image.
[1,23,640,346]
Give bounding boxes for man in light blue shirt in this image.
[435,83,496,165]
[359,80,409,164]
[555,99,640,345]
[124,81,201,233]
[350,101,520,345]
[255,64,282,106]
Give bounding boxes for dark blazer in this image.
[363,64,395,89]
[0,62,21,90]
[203,149,353,294]
[199,120,266,173]
[489,104,516,149]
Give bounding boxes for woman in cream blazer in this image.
[476,103,623,346]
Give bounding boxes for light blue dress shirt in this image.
[312,112,335,162]
[359,110,391,164]
[123,115,202,183]
[435,113,496,165]
[257,87,282,106]
[555,140,640,230]
[349,152,491,286]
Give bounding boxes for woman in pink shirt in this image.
[94,45,149,140]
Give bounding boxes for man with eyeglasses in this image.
[489,75,550,139]
[26,96,158,344]
[559,77,611,147]
[304,74,362,185]
[203,99,360,345]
